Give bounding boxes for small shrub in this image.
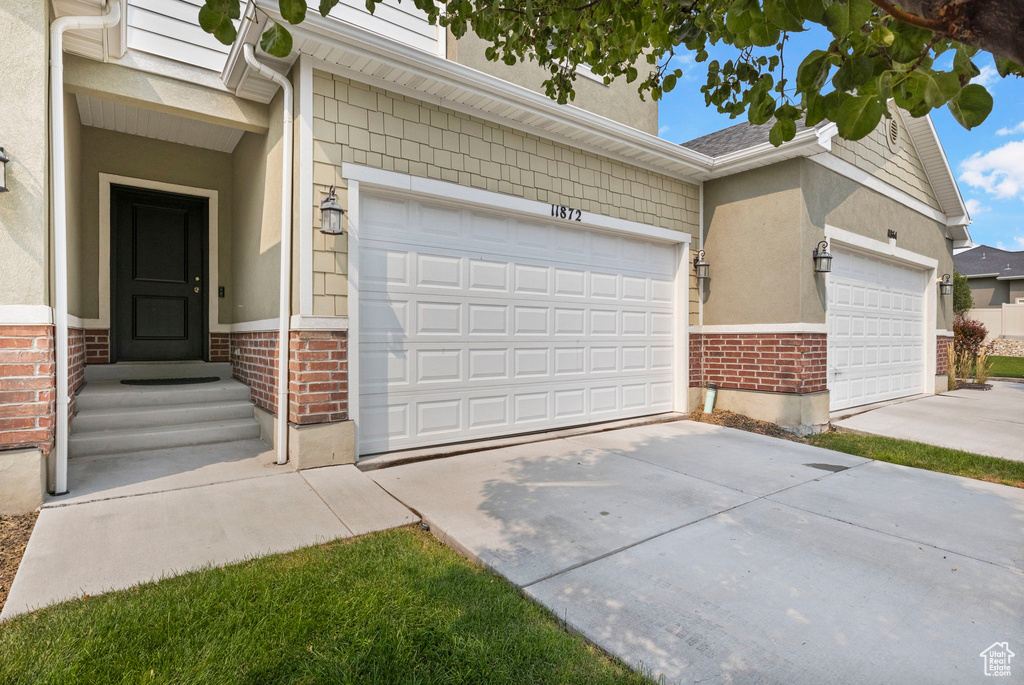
[954,315,988,358]
[975,348,992,384]
[952,271,974,315]
[946,341,957,391]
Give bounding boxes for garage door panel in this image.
[359,193,679,454]
[828,247,926,411]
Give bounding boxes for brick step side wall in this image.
[690,332,827,394]
[0,325,56,453]
[229,329,348,425]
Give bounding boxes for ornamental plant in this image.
[953,314,988,359]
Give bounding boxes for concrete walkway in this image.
[1,444,417,620]
[835,381,1024,462]
[369,420,1024,684]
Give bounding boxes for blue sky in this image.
[655,28,1024,252]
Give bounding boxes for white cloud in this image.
[658,125,670,135]
[959,140,1024,199]
[973,64,999,87]
[996,121,1024,136]
[1015,236,1024,249]
[965,198,989,214]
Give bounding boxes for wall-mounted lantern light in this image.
[812,240,832,273]
[0,147,10,193]
[939,273,954,296]
[693,250,710,280]
[319,185,345,235]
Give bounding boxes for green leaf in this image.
[726,6,753,34]
[198,4,223,32]
[795,0,828,23]
[822,0,873,38]
[796,49,830,92]
[995,57,1024,78]
[769,116,797,146]
[663,73,678,92]
[319,0,339,16]
[213,15,236,44]
[947,84,993,129]
[279,0,307,24]
[763,0,803,32]
[835,93,885,139]
[260,22,293,57]
[832,55,874,91]
[921,70,960,108]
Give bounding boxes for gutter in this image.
[243,44,293,466]
[50,0,122,495]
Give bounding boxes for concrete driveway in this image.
[835,381,1024,462]
[369,420,1024,684]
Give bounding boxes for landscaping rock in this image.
[987,338,1024,357]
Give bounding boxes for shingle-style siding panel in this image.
[311,71,700,318]
[830,117,941,211]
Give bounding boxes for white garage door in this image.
[828,247,927,411]
[357,193,680,455]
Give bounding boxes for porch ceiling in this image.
[76,93,245,153]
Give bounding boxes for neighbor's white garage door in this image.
[828,247,926,411]
[358,193,679,455]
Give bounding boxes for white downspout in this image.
[50,1,122,495]
[243,44,293,466]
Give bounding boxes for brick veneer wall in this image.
[0,325,55,453]
[689,332,828,394]
[230,331,279,414]
[937,336,954,376]
[229,329,349,426]
[289,330,348,425]
[68,328,85,419]
[84,329,109,364]
[210,333,230,362]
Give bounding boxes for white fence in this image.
[967,304,1024,339]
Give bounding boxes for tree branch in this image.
[869,0,945,32]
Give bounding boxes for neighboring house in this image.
[954,245,1024,307]
[954,245,1024,341]
[0,0,971,509]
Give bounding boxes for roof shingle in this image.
[954,245,1024,278]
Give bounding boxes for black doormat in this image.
[120,377,220,386]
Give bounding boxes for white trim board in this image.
[825,224,939,270]
[936,329,954,338]
[0,305,54,326]
[341,164,692,244]
[290,315,349,331]
[809,152,950,226]
[98,174,225,332]
[689,323,827,334]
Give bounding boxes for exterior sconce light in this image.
[812,240,832,273]
[319,185,345,235]
[939,273,954,296]
[693,250,710,280]
[0,147,9,193]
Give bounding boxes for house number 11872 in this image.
[551,205,582,221]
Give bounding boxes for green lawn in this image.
[807,433,1024,489]
[0,528,649,685]
[988,355,1024,378]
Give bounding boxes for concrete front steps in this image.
[71,362,261,458]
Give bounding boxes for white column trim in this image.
[347,179,362,458]
[0,305,54,325]
[936,329,954,338]
[289,315,350,331]
[674,242,690,413]
[341,163,691,245]
[99,174,223,332]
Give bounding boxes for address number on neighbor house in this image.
[551,205,583,221]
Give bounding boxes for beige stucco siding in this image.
[311,70,699,318]
[0,0,49,308]
[701,158,953,331]
[230,89,285,323]
[800,159,954,331]
[448,32,659,136]
[77,128,234,323]
[829,114,941,212]
[701,160,807,326]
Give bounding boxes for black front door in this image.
[112,186,208,361]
